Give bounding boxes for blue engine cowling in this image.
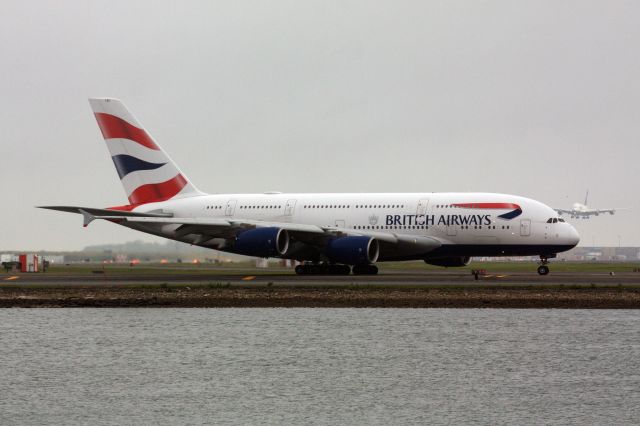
[234,227,289,257]
[325,236,379,265]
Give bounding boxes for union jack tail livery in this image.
[89,98,202,206]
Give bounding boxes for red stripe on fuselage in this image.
[126,174,188,205]
[453,203,521,210]
[94,113,160,150]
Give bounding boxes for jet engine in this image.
[234,227,289,257]
[325,236,379,265]
[424,256,471,267]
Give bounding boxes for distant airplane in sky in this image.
[40,98,579,276]
[555,191,622,219]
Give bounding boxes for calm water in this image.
[0,309,638,425]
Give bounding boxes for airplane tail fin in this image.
[88,98,204,206]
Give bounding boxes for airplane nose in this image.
[567,224,580,247]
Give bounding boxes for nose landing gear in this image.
[537,264,549,275]
[537,255,554,275]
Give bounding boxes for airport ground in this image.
[1,261,640,308]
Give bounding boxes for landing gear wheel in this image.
[537,255,553,276]
[295,263,351,275]
[328,264,351,275]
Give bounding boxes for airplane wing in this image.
[123,216,431,247]
[554,207,626,217]
[595,208,630,215]
[47,207,441,257]
[590,208,629,215]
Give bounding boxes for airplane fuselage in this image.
[124,191,579,261]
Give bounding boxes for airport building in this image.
[0,254,18,263]
[19,254,39,272]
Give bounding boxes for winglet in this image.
[79,209,95,227]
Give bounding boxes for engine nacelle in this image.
[424,256,471,268]
[325,236,379,265]
[234,227,289,258]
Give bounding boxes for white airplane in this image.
[41,98,579,276]
[556,191,619,219]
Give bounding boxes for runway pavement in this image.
[3,269,640,287]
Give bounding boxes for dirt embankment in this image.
[1,286,640,308]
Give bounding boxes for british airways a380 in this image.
[41,98,580,276]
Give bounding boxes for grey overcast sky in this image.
[1,0,638,250]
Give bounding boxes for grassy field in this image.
[31,260,640,276]
[40,263,278,276]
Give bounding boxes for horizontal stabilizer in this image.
[38,206,173,227]
[38,206,173,217]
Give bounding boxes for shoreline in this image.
[2,286,639,308]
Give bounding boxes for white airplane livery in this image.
[41,98,580,275]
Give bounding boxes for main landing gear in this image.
[295,263,351,275]
[352,264,379,275]
[537,255,552,275]
[294,263,379,275]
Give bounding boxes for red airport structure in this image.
[19,254,39,272]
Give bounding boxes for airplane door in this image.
[520,219,531,236]
[416,198,430,215]
[447,225,457,236]
[284,199,297,216]
[225,199,237,217]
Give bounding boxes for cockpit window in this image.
[547,218,553,223]
[558,218,565,222]
[547,218,563,223]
